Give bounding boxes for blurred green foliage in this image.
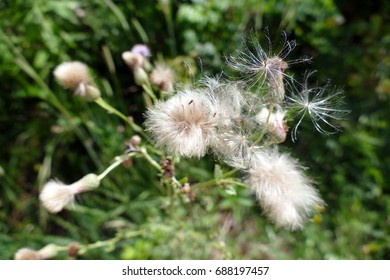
[1,0,389,259]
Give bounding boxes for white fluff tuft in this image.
[150,64,175,92]
[247,149,323,230]
[53,61,91,90]
[14,244,58,260]
[14,248,41,260]
[145,89,216,158]
[39,180,76,213]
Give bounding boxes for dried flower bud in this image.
[160,157,175,179]
[72,173,100,193]
[54,61,91,90]
[67,242,79,258]
[122,51,145,69]
[38,244,59,259]
[75,83,101,101]
[181,183,195,201]
[265,57,287,102]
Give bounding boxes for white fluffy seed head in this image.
[202,77,245,126]
[39,174,100,213]
[150,64,175,92]
[53,61,91,90]
[39,180,76,213]
[211,130,254,169]
[14,244,59,260]
[247,149,324,230]
[14,248,41,260]
[145,89,216,158]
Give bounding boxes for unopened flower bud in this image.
[256,108,288,143]
[75,83,101,101]
[133,67,149,86]
[129,135,142,147]
[38,244,59,259]
[72,173,100,193]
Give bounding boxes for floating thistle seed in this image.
[40,173,100,213]
[247,149,324,230]
[287,71,349,141]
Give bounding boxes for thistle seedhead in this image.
[247,149,324,230]
[54,61,91,90]
[145,89,217,158]
[227,32,310,103]
[40,173,100,213]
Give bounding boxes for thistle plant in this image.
[145,33,348,230]
[14,33,348,259]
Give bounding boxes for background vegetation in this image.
[1,0,389,259]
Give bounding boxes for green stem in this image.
[97,153,135,181]
[142,84,158,103]
[139,147,162,172]
[193,168,239,190]
[77,230,144,255]
[94,97,145,135]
